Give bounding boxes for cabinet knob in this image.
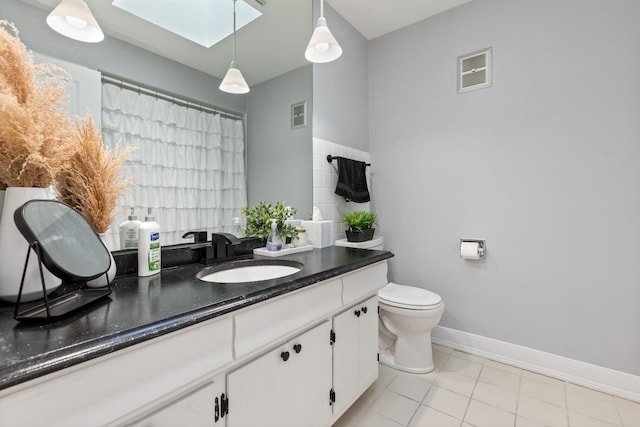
[293,343,302,354]
[281,351,290,362]
[362,306,368,314]
[355,309,361,317]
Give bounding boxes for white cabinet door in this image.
[227,321,332,427]
[357,296,379,390]
[226,341,289,427]
[129,375,226,427]
[288,320,332,427]
[332,296,379,417]
[332,305,360,417]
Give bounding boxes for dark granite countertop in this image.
[0,246,393,391]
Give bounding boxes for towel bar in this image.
[326,155,371,167]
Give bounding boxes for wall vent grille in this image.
[291,101,307,129]
[458,47,492,93]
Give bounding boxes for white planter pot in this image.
[0,187,62,302]
[86,233,117,288]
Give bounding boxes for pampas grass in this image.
[55,115,132,234]
[0,20,74,188]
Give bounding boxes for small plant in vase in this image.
[55,114,132,236]
[241,201,298,245]
[342,211,377,242]
[0,20,78,301]
[55,114,133,286]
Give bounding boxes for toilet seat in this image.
[378,282,443,310]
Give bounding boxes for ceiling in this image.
[327,0,472,40]
[20,0,470,85]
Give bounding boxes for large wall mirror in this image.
[4,0,313,249]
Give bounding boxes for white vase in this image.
[0,187,62,302]
[86,233,117,288]
[0,190,6,225]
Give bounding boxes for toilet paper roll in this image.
[460,241,481,260]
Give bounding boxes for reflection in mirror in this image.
[4,0,313,251]
[101,76,247,249]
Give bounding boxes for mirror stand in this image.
[13,242,112,322]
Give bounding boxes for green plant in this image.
[341,211,377,232]
[241,201,297,241]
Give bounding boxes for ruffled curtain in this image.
[101,83,246,249]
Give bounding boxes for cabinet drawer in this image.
[234,279,342,358]
[341,261,388,305]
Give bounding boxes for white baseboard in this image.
[432,326,640,403]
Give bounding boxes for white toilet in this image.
[378,283,444,373]
[335,236,445,373]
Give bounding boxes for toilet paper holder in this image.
[460,239,486,259]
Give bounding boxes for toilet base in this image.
[378,350,435,374]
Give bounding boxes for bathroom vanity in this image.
[0,246,393,427]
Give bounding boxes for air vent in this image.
[291,101,307,129]
[458,47,492,93]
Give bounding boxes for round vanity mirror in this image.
[14,200,111,282]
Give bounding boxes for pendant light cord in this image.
[232,0,237,62]
[320,0,324,17]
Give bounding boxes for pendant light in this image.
[305,0,342,63]
[46,0,104,43]
[219,0,250,94]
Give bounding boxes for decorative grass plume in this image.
[56,114,133,234]
[0,20,75,188]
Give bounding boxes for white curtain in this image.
[101,83,247,250]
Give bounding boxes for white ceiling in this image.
[20,0,470,84]
[327,0,472,40]
[21,0,312,85]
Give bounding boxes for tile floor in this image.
[333,345,640,427]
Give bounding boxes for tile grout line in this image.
[459,358,482,426]
[563,380,570,427]
[513,365,522,427]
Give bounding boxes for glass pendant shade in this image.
[305,16,342,63]
[219,60,250,94]
[46,0,104,43]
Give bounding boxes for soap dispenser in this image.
[119,207,142,249]
[138,207,161,277]
[266,219,282,252]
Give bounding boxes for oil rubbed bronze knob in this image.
[355,310,361,317]
[362,306,368,314]
[281,351,290,361]
[293,344,302,353]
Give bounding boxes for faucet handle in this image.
[182,231,208,243]
[211,232,241,245]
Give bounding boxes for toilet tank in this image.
[334,236,384,250]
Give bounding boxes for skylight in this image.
[112,0,262,48]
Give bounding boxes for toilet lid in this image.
[378,282,442,309]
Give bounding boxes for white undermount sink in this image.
[197,259,303,284]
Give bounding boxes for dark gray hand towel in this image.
[335,157,370,203]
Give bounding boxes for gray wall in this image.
[247,65,313,218]
[312,3,369,151]
[0,0,245,116]
[369,0,640,375]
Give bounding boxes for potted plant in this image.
[342,211,377,242]
[55,114,133,286]
[241,201,298,245]
[0,21,78,301]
